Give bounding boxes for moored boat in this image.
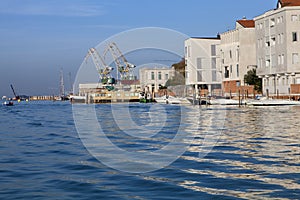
[246,99,300,106]
[155,95,181,104]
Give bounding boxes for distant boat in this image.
[246,99,300,106]
[3,101,14,106]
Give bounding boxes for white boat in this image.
[155,95,181,104]
[209,98,243,105]
[69,95,86,103]
[246,99,300,106]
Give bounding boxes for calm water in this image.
[0,101,299,199]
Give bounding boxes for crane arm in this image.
[85,48,114,80]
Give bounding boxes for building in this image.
[219,18,257,96]
[255,0,300,96]
[185,37,222,96]
[139,67,174,94]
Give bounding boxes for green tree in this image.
[244,69,262,93]
[171,58,185,78]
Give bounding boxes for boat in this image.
[3,101,14,106]
[139,92,153,103]
[69,95,86,103]
[209,98,242,105]
[187,97,210,105]
[155,95,181,104]
[246,99,300,106]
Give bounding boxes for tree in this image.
[244,69,262,93]
[171,58,185,78]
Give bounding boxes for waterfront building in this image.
[255,0,300,96]
[184,37,222,96]
[139,67,174,94]
[219,18,257,96]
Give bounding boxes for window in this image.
[282,54,285,64]
[197,71,202,82]
[158,72,162,80]
[266,58,271,67]
[211,45,216,56]
[211,58,216,69]
[230,65,232,76]
[212,70,217,82]
[271,36,276,46]
[292,32,297,41]
[272,54,276,67]
[278,55,281,65]
[165,73,169,80]
[222,52,224,64]
[197,58,202,69]
[292,53,299,64]
[224,67,229,78]
[151,72,155,80]
[236,64,239,77]
[277,17,280,24]
[270,18,275,27]
[291,15,298,22]
[229,50,232,59]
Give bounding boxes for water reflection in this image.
[177,106,300,199]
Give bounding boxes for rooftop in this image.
[277,0,300,8]
[237,19,255,28]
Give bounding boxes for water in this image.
[0,101,299,199]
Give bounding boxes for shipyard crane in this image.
[85,47,115,84]
[104,42,136,80]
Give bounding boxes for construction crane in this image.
[85,47,115,85]
[104,42,136,80]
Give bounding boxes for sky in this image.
[0,0,277,97]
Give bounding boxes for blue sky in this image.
[0,0,276,97]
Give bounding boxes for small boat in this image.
[155,95,182,104]
[3,101,14,106]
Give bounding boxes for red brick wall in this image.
[223,80,255,96]
[291,84,300,94]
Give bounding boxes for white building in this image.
[185,37,222,96]
[220,19,257,95]
[255,0,300,96]
[139,67,174,94]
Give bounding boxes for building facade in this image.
[255,0,300,96]
[139,67,174,94]
[185,37,222,96]
[219,19,257,96]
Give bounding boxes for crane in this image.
[85,47,115,85]
[104,42,136,80]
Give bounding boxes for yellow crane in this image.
[104,42,136,80]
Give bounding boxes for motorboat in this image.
[246,99,300,106]
[186,97,210,105]
[155,95,181,104]
[3,101,14,106]
[209,98,242,105]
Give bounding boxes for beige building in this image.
[219,19,257,95]
[139,67,174,94]
[255,0,300,96]
[185,37,222,96]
